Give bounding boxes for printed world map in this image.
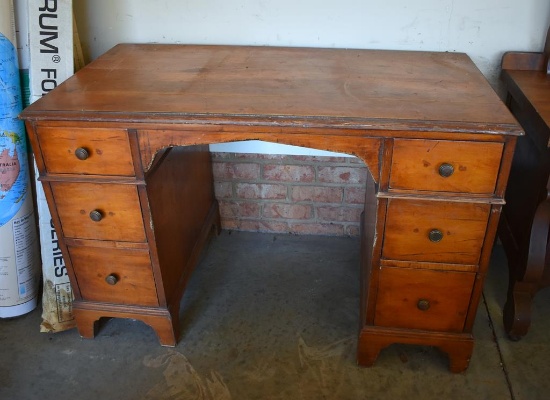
[1,34,29,227]
[0,132,21,192]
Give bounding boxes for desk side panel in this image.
[145,144,217,306]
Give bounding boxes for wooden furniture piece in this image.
[20,44,521,372]
[498,28,550,340]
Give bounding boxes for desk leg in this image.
[503,185,550,340]
[503,288,536,340]
[357,326,474,373]
[73,302,178,346]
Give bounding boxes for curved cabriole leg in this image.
[503,288,534,340]
[504,183,550,340]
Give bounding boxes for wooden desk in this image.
[499,49,550,339]
[20,44,521,372]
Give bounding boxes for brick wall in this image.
[212,152,373,236]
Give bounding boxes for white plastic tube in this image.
[0,0,41,318]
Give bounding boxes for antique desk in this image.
[498,35,550,339]
[20,44,522,372]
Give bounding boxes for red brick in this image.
[219,201,260,218]
[237,220,259,229]
[317,166,367,184]
[235,183,287,200]
[213,162,260,180]
[289,223,344,236]
[344,187,366,204]
[291,186,343,203]
[211,152,234,160]
[292,155,348,163]
[316,206,363,222]
[257,220,291,233]
[214,182,233,198]
[221,218,240,230]
[263,203,312,219]
[258,154,287,161]
[220,219,290,233]
[263,164,315,182]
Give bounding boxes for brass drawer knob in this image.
[105,274,118,285]
[417,299,430,311]
[75,147,90,160]
[438,163,454,178]
[428,229,443,242]
[89,210,103,222]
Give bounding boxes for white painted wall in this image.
[74,0,550,155]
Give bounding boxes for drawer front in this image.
[69,246,158,306]
[374,267,475,332]
[37,127,134,176]
[51,182,146,242]
[382,199,490,265]
[389,139,503,194]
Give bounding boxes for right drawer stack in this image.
[376,139,503,333]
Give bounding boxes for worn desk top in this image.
[21,44,521,135]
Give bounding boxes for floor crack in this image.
[483,291,516,400]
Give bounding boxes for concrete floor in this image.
[1,231,549,399]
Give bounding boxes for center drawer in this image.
[382,198,490,265]
[51,182,146,243]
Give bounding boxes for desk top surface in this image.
[22,44,520,135]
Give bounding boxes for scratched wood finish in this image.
[389,139,503,194]
[19,44,523,372]
[37,126,135,176]
[22,44,520,135]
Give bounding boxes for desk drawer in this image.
[389,139,503,194]
[37,127,134,176]
[69,246,158,306]
[374,266,475,332]
[382,199,490,265]
[51,182,146,242]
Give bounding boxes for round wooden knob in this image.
[428,229,443,243]
[438,163,454,178]
[105,274,118,285]
[75,147,90,160]
[417,299,430,311]
[89,210,103,222]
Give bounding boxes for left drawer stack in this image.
[35,126,160,326]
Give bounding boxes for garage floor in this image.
[1,231,549,399]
